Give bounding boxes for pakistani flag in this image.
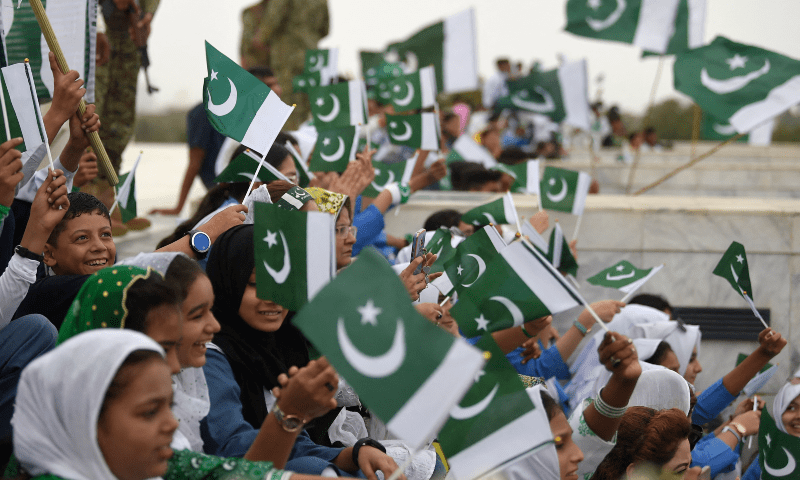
[285,142,312,187]
[461,195,518,228]
[0,62,47,154]
[254,202,335,311]
[308,125,360,173]
[2,0,97,101]
[361,157,416,198]
[310,81,367,128]
[644,0,706,56]
[214,148,289,184]
[674,36,800,133]
[433,225,506,297]
[540,166,591,215]
[388,66,438,112]
[204,42,294,155]
[385,113,439,150]
[426,227,462,275]
[495,61,591,130]
[293,71,329,93]
[565,0,680,54]
[702,111,775,146]
[492,160,540,194]
[547,223,578,277]
[587,260,664,293]
[520,220,549,254]
[742,362,778,397]
[759,408,800,480]
[438,336,551,480]
[292,248,485,450]
[712,241,753,299]
[385,9,478,93]
[446,134,496,168]
[115,154,141,224]
[305,48,338,80]
[451,242,583,338]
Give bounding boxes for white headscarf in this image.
[627,368,691,415]
[773,381,800,434]
[118,252,185,275]
[630,321,701,377]
[13,330,164,480]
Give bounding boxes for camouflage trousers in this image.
[94,30,140,175]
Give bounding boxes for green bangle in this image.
[573,320,590,336]
[520,324,535,339]
[0,204,9,221]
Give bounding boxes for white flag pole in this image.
[536,193,543,213]
[439,295,450,307]
[0,75,10,141]
[748,395,758,448]
[242,150,271,206]
[572,213,583,242]
[742,291,769,330]
[619,264,665,303]
[506,191,524,235]
[386,450,418,480]
[108,199,118,215]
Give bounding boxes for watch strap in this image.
[15,245,44,263]
[352,438,386,466]
[187,229,211,259]
[722,426,742,443]
[271,405,305,433]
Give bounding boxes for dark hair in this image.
[100,349,164,417]
[47,192,110,246]
[644,127,656,135]
[247,66,275,78]
[423,209,463,231]
[628,294,673,313]
[450,162,503,191]
[496,58,510,68]
[123,274,181,334]
[443,112,458,123]
[591,407,691,480]
[164,255,206,301]
[498,148,528,165]
[540,390,562,422]
[644,341,674,366]
[276,131,298,147]
[266,180,301,203]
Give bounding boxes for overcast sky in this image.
[136,0,800,115]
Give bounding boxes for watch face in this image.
[284,417,303,430]
[192,232,211,252]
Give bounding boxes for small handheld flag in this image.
[540,166,591,216]
[712,241,768,329]
[586,260,664,302]
[308,125,361,173]
[111,151,143,222]
[758,407,800,480]
[461,195,519,228]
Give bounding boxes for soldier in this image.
[90,0,158,235]
[240,1,270,70]
[250,0,329,130]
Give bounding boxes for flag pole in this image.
[439,295,450,307]
[0,74,10,141]
[506,191,524,235]
[386,450,418,480]
[24,59,56,173]
[28,0,118,185]
[633,132,747,195]
[108,199,118,215]
[619,264,665,303]
[536,193,543,213]
[571,213,583,242]
[625,57,664,194]
[242,150,271,206]
[742,291,769,330]
[748,395,758,448]
[690,104,702,160]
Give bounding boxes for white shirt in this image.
[16,155,78,203]
[0,254,41,330]
[482,71,509,109]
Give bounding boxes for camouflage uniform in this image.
[240,2,270,70]
[252,0,329,130]
[94,0,160,175]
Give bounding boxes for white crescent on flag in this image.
[337,318,406,378]
[449,384,499,420]
[510,87,555,113]
[586,0,626,31]
[263,231,291,284]
[546,177,569,203]
[390,121,414,142]
[394,81,416,107]
[317,94,341,122]
[207,78,238,117]
[701,60,771,95]
[461,254,486,288]
[320,136,345,162]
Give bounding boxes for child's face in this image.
[44,211,116,275]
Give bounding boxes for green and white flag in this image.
[384,113,439,150]
[2,0,97,101]
[446,134,496,168]
[674,36,800,133]
[361,156,416,198]
[712,241,753,299]
[742,362,778,397]
[384,9,478,93]
[540,166,591,215]
[388,66,438,112]
[547,223,578,277]
[426,227,463,275]
[293,71,328,93]
[308,125,360,173]
[702,112,775,146]
[461,195,519,228]
[587,260,664,293]
[759,408,800,480]
[254,202,335,311]
[644,0,706,56]
[438,336,551,480]
[292,248,485,450]
[310,81,368,128]
[214,148,289,184]
[495,60,591,130]
[565,0,680,54]
[304,48,338,82]
[451,241,583,337]
[492,160,540,194]
[204,42,294,155]
[0,62,47,153]
[114,154,141,224]
[433,225,506,297]
[520,220,549,254]
[285,142,312,187]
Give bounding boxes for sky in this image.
[135,0,800,115]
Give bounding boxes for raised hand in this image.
[0,138,24,207]
[271,357,338,422]
[757,328,787,358]
[597,332,641,381]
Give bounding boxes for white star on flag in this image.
[210,69,218,81]
[766,433,772,447]
[389,122,397,129]
[474,369,485,382]
[264,231,278,248]
[549,178,556,186]
[358,299,382,326]
[616,265,625,271]
[323,137,331,146]
[587,0,602,10]
[298,79,306,86]
[736,254,744,263]
[457,265,464,275]
[316,97,325,107]
[726,54,748,70]
[393,84,402,93]
[475,314,490,331]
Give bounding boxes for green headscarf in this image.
[305,187,352,219]
[57,265,157,344]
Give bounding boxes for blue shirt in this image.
[693,378,737,426]
[691,432,740,478]
[187,103,226,189]
[352,196,396,261]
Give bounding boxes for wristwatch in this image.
[15,245,44,262]
[271,405,306,433]
[729,421,747,437]
[187,230,211,260]
[352,438,387,466]
[722,422,746,443]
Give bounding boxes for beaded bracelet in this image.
[573,320,590,336]
[593,388,628,418]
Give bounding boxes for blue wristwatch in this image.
[187,230,211,259]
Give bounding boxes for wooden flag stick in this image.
[633,132,747,196]
[625,57,664,194]
[690,104,702,160]
[29,0,118,185]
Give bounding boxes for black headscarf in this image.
[206,224,310,428]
